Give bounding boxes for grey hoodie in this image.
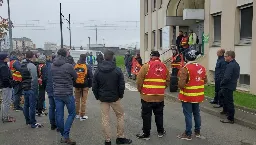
[51,56,77,97]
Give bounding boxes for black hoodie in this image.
[92,60,125,102]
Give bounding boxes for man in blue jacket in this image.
[46,54,57,130]
[220,51,240,124]
[210,49,227,108]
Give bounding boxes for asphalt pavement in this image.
[0,83,256,145]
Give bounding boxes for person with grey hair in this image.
[36,55,48,117]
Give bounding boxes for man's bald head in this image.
[217,49,225,56]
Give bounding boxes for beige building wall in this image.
[140,0,255,93]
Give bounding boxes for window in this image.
[145,33,148,50]
[153,31,156,47]
[240,6,253,39]
[152,0,156,11]
[159,0,163,8]
[145,0,148,15]
[213,15,221,42]
[239,75,250,85]
[159,29,162,48]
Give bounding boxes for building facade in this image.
[140,0,256,94]
[13,37,35,51]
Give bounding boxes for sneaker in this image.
[75,115,80,119]
[177,133,192,141]
[60,138,76,145]
[105,141,111,145]
[116,138,132,144]
[51,125,57,130]
[136,132,150,140]
[158,130,166,138]
[195,131,201,138]
[31,123,43,128]
[15,107,23,112]
[80,116,88,121]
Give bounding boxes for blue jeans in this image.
[48,96,56,126]
[23,90,37,127]
[55,96,76,139]
[182,102,201,136]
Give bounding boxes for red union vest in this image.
[38,64,45,86]
[141,59,168,95]
[181,36,189,48]
[9,60,22,82]
[178,63,206,103]
[171,54,184,69]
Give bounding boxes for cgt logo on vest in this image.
[154,64,164,76]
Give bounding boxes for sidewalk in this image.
[126,78,256,130]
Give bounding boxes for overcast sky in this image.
[0,0,140,48]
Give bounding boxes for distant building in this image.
[44,42,58,51]
[13,37,35,51]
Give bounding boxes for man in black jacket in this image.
[220,51,240,124]
[0,53,15,122]
[92,50,132,145]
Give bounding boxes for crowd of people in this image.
[0,45,241,144]
[0,48,132,145]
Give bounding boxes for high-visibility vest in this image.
[9,60,22,82]
[141,59,168,96]
[38,64,45,85]
[178,63,206,103]
[181,36,189,48]
[131,57,142,75]
[171,54,184,69]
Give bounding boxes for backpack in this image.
[74,63,87,84]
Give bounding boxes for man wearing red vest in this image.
[136,51,170,140]
[9,51,23,111]
[177,50,207,141]
[171,48,184,76]
[36,55,48,117]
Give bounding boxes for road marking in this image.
[125,83,138,91]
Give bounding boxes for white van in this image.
[69,50,103,70]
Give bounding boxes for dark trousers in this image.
[141,99,164,135]
[182,102,201,136]
[37,85,46,114]
[13,83,22,109]
[126,66,132,77]
[214,79,223,105]
[48,96,56,126]
[222,89,235,121]
[171,68,179,77]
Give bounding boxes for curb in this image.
[126,78,256,130]
[164,93,256,130]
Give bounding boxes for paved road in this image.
[0,83,256,145]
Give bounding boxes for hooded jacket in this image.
[73,60,93,88]
[92,60,125,102]
[51,56,77,97]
